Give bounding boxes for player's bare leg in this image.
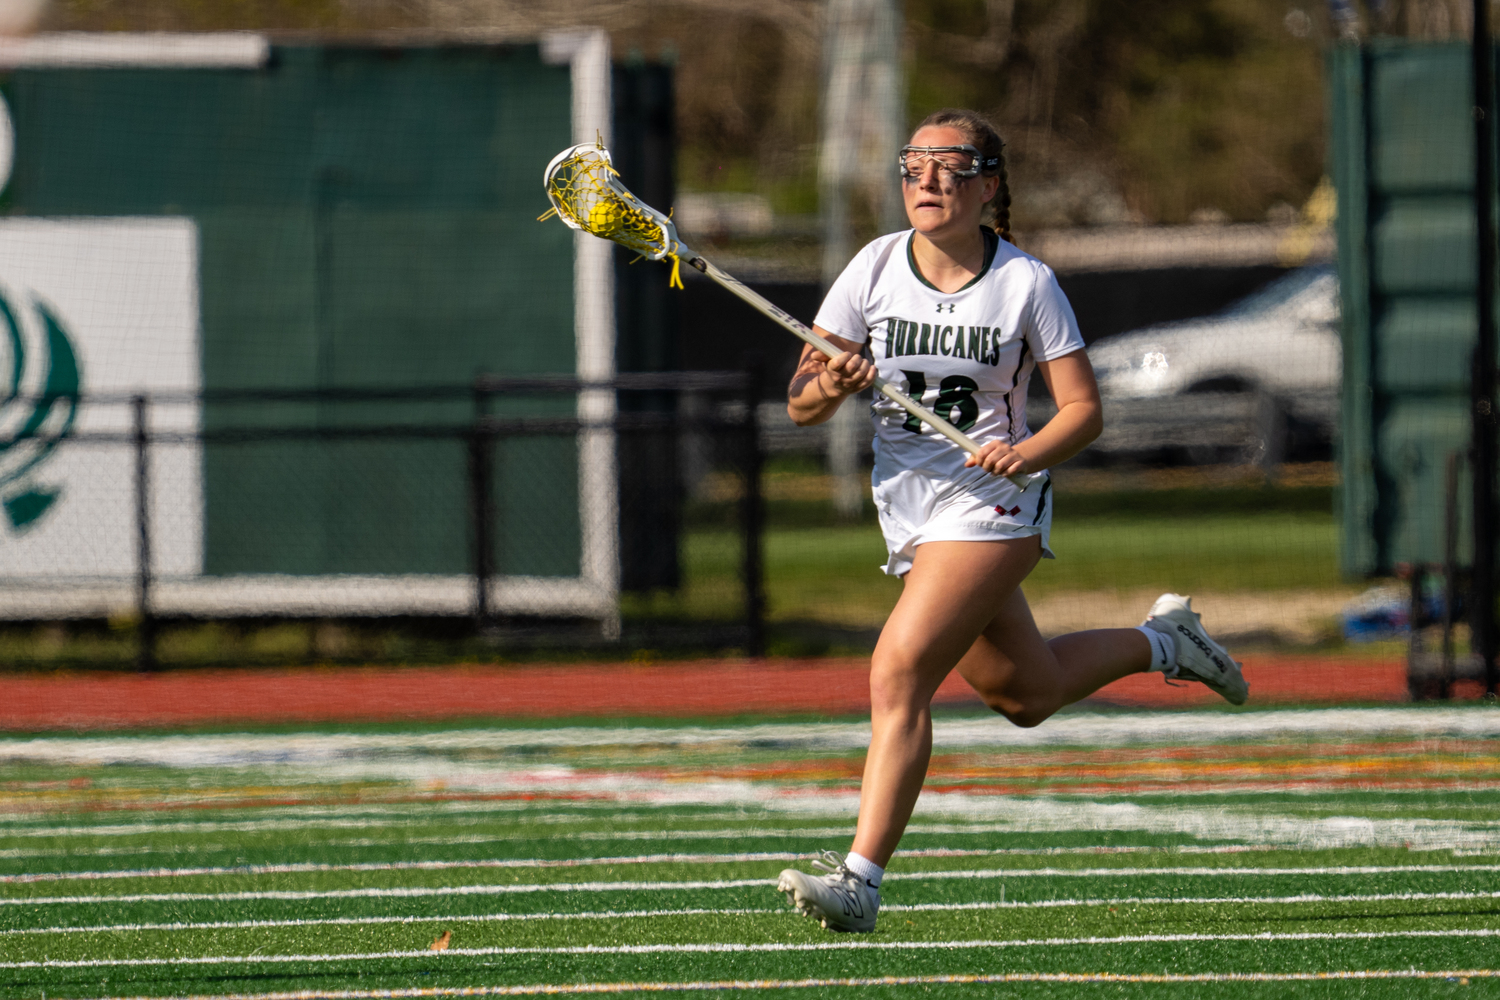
[957,590,1151,727]
[849,537,1151,868]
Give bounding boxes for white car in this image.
[1080,265,1341,462]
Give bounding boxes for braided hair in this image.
[913,108,1012,244]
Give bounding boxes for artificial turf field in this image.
[3,706,1500,998]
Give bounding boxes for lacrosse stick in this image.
[540,141,1036,489]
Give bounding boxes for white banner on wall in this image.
[0,218,201,579]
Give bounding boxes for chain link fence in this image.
[0,374,766,668]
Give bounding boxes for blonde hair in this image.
[913,108,1012,244]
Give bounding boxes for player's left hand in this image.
[966,439,1030,477]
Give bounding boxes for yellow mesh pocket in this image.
[541,145,684,288]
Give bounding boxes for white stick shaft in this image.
[693,257,1035,489]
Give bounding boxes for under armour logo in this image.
[936,302,955,313]
[994,504,1022,516]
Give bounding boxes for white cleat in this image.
[776,850,880,933]
[1142,593,1249,706]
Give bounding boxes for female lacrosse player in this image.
[775,108,1247,933]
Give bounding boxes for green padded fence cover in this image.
[3,45,579,578]
[1329,41,1495,576]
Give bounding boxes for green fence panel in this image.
[1376,398,1474,562]
[1375,299,1476,393]
[3,44,580,579]
[1328,41,1494,576]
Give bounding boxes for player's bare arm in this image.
[787,329,875,427]
[964,349,1103,476]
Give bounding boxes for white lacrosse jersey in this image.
[813,229,1086,481]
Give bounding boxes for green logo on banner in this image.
[0,290,81,532]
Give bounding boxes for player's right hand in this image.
[819,350,876,397]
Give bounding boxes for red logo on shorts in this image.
[994,504,1022,517]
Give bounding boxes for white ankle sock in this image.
[844,851,884,888]
[1138,626,1176,672]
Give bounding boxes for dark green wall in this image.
[1329,42,1494,576]
[4,45,581,577]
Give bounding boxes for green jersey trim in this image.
[905,228,999,293]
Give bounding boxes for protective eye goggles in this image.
[898,144,1001,179]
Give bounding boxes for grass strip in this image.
[11,967,1496,1000]
[8,925,1500,973]
[9,889,1500,937]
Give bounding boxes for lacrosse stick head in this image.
[542,141,687,286]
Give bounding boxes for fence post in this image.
[1406,564,1430,701]
[469,381,494,629]
[1440,451,1461,700]
[133,394,156,671]
[740,362,765,658]
[1473,0,1500,696]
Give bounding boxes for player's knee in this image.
[868,653,929,714]
[868,671,920,715]
[1002,704,1054,729]
[978,690,1057,729]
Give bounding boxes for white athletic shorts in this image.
[872,465,1054,577]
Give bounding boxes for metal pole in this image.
[469,382,494,629]
[821,0,904,521]
[1473,0,1499,696]
[1441,452,1461,700]
[1407,564,1429,701]
[741,362,766,658]
[133,394,155,671]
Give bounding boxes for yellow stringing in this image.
[541,147,684,290]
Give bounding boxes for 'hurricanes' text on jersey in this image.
[813,228,1085,481]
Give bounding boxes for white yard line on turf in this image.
[0,803,1482,841]
[0,814,844,840]
[7,864,1499,906]
[0,818,1023,841]
[0,798,732,832]
[0,801,764,830]
[0,815,541,839]
[0,852,805,883]
[0,820,1299,849]
[63,969,1500,999]
[0,879,771,906]
[0,838,1287,861]
[0,844,1290,879]
[7,928,1500,969]
[9,890,1500,937]
[0,907,778,934]
[5,858,1499,887]
[0,824,906,847]
[5,707,1499,767]
[14,794,1499,858]
[888,888,1500,911]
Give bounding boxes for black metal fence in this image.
[0,373,765,668]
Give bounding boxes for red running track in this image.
[0,655,1411,731]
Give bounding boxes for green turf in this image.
[3,712,1497,998]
